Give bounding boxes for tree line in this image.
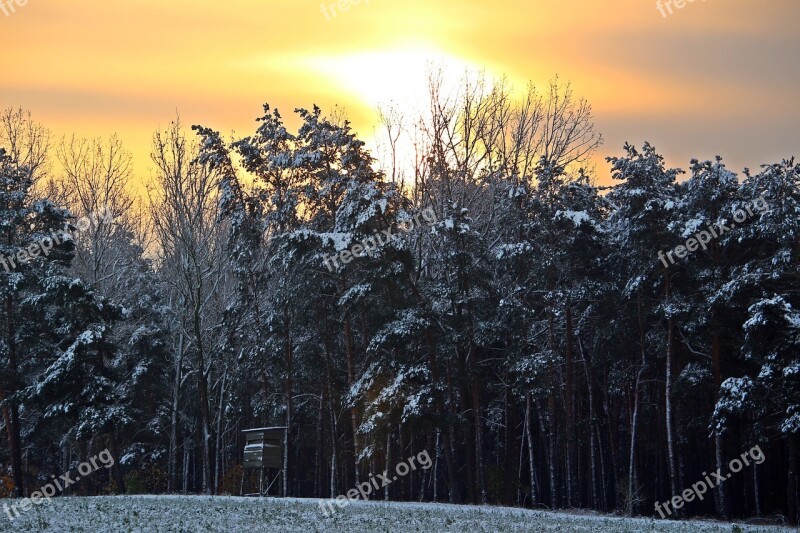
[0,73,797,524]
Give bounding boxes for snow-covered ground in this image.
[0,496,790,532]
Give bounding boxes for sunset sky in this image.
[1,0,798,185]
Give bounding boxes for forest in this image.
[0,75,798,525]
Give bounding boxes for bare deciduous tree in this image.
[0,107,51,185]
[148,118,233,495]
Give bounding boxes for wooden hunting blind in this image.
[241,427,287,496]
[242,427,285,469]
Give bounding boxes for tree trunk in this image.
[324,325,338,498]
[601,370,618,511]
[197,361,212,494]
[168,333,184,493]
[2,295,24,497]
[628,365,643,516]
[0,385,23,497]
[789,434,799,526]
[315,382,324,498]
[503,372,516,506]
[709,326,730,518]
[581,339,599,510]
[343,314,359,486]
[445,366,461,503]
[182,440,189,493]
[664,270,679,509]
[629,292,647,516]
[457,347,477,503]
[596,421,608,511]
[433,430,441,502]
[469,345,487,504]
[192,295,213,495]
[214,368,227,495]
[565,305,577,507]
[398,425,405,499]
[547,313,559,509]
[517,413,526,506]
[425,331,459,503]
[753,460,762,517]
[385,428,392,501]
[283,315,293,497]
[539,397,558,509]
[108,434,127,494]
[525,393,538,505]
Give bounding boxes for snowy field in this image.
[0,496,791,532]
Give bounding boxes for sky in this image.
[1,0,798,186]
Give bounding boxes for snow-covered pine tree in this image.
[714,159,800,525]
[605,143,683,515]
[1,146,121,495]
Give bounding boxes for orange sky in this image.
[1,0,798,186]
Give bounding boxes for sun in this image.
[285,41,497,112]
[245,41,514,183]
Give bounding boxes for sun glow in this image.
[1,0,796,183]
[274,41,505,113]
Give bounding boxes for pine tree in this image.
[605,143,682,514]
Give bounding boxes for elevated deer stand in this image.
[241,427,287,497]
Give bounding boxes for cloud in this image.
[0,0,797,181]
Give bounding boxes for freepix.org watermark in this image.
[3,448,115,521]
[656,0,707,18]
[322,208,437,272]
[654,445,765,518]
[658,196,769,268]
[0,207,113,273]
[0,0,28,17]
[320,0,370,21]
[318,449,432,516]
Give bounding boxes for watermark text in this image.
[654,445,764,518]
[319,449,432,516]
